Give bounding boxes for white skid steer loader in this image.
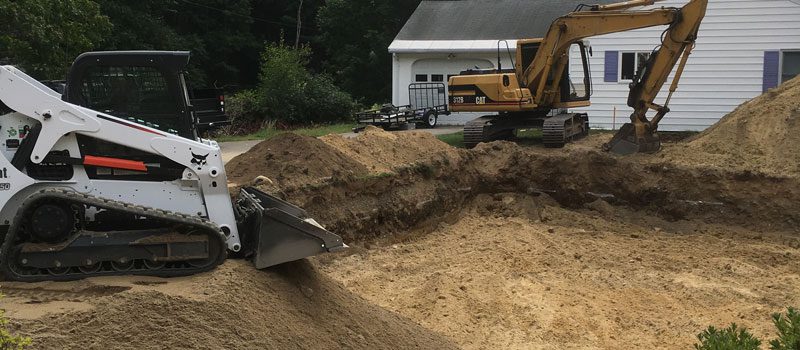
[0,51,345,281]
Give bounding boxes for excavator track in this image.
[463,116,496,148]
[542,113,589,148]
[0,188,227,282]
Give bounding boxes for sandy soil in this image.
[319,194,800,349]
[661,75,800,177]
[2,260,458,350]
[2,78,800,349]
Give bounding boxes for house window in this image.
[431,74,444,82]
[415,74,428,82]
[620,52,651,81]
[782,50,800,83]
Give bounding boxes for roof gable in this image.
[395,0,619,41]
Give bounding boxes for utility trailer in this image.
[190,88,230,134]
[354,83,450,131]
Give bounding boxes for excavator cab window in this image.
[519,42,540,75]
[560,42,591,102]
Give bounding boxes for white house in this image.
[389,0,800,130]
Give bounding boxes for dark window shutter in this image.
[604,51,618,82]
[763,51,780,92]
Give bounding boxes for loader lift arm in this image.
[522,0,707,153]
[0,52,345,282]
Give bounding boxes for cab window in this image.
[79,66,182,131]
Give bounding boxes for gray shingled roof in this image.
[395,0,619,41]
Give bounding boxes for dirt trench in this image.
[229,130,800,349]
[259,139,800,244]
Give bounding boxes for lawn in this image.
[436,131,465,148]
[214,123,356,142]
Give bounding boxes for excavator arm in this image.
[522,0,707,153]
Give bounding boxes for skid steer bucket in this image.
[236,187,346,269]
[602,123,662,155]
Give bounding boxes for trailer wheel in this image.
[418,110,438,129]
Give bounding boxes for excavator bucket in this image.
[603,123,662,155]
[236,187,346,269]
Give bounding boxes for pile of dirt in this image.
[226,133,368,187]
[320,126,461,173]
[8,90,800,349]
[5,260,458,350]
[663,75,800,176]
[319,193,800,349]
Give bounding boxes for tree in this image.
[227,39,355,127]
[0,0,111,80]
[316,0,420,104]
[167,0,260,88]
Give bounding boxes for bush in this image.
[226,89,262,124]
[225,39,356,132]
[695,324,761,350]
[770,308,800,350]
[0,296,31,350]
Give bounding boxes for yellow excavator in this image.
[448,0,708,154]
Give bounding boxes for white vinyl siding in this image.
[573,0,800,131]
[390,0,800,129]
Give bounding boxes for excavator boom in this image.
[448,0,708,152]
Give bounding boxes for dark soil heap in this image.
[320,126,461,173]
[226,133,368,187]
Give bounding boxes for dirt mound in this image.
[664,75,800,176]
[226,133,368,187]
[8,100,800,350]
[320,195,800,349]
[320,126,461,173]
[7,260,458,350]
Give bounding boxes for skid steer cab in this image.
[0,51,345,282]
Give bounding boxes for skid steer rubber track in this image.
[0,189,227,282]
[542,113,589,148]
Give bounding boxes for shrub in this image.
[225,39,356,133]
[695,324,761,350]
[770,308,800,350]
[226,89,262,124]
[0,296,31,350]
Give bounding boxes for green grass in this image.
[215,123,356,142]
[437,131,465,148]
